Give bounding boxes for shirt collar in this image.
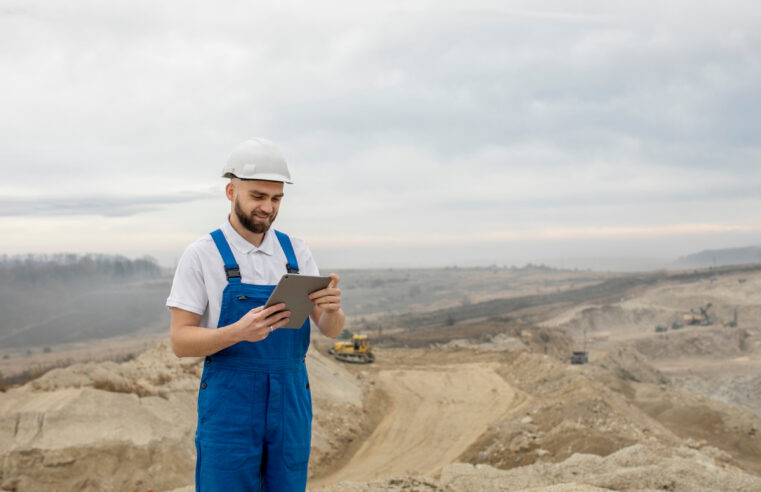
[221,216,275,256]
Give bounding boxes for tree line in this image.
[0,253,162,284]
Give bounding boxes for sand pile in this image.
[632,381,761,477]
[453,347,761,480]
[439,442,761,491]
[0,342,199,491]
[543,303,665,337]
[0,341,363,491]
[312,442,761,491]
[460,351,678,471]
[27,340,202,396]
[306,345,364,469]
[631,326,754,360]
[591,347,669,385]
[669,368,761,418]
[439,332,527,352]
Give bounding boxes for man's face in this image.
[228,179,284,235]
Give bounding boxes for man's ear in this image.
[225,180,235,201]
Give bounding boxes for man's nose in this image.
[260,200,274,214]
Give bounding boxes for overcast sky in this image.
[1,0,760,270]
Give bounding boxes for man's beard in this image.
[234,197,276,234]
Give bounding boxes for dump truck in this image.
[570,351,589,364]
[328,334,375,364]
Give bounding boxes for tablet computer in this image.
[265,274,332,329]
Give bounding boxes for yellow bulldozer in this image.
[328,334,375,364]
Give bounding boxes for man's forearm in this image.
[317,309,345,338]
[170,324,240,358]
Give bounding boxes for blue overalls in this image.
[195,228,312,492]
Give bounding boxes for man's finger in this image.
[310,287,341,300]
[265,310,291,324]
[261,303,287,316]
[314,295,340,305]
[329,273,340,288]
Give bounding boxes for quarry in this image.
[1,265,760,491]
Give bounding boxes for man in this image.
[166,138,345,491]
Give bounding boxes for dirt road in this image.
[311,362,516,486]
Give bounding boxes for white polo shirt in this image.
[166,218,319,328]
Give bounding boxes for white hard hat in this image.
[222,138,293,183]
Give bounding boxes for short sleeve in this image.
[166,243,208,315]
[291,236,320,277]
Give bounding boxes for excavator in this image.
[328,334,375,364]
[683,303,713,326]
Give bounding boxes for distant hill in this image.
[0,254,171,349]
[0,259,595,350]
[673,246,761,268]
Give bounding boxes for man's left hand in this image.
[309,273,341,313]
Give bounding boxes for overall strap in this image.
[210,229,241,282]
[274,230,300,273]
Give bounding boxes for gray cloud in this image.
[0,191,215,217]
[444,182,761,212]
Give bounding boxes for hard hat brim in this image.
[223,172,294,184]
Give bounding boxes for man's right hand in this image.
[170,304,290,358]
[232,303,291,342]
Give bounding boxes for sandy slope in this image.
[0,342,364,491]
[312,363,515,486]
